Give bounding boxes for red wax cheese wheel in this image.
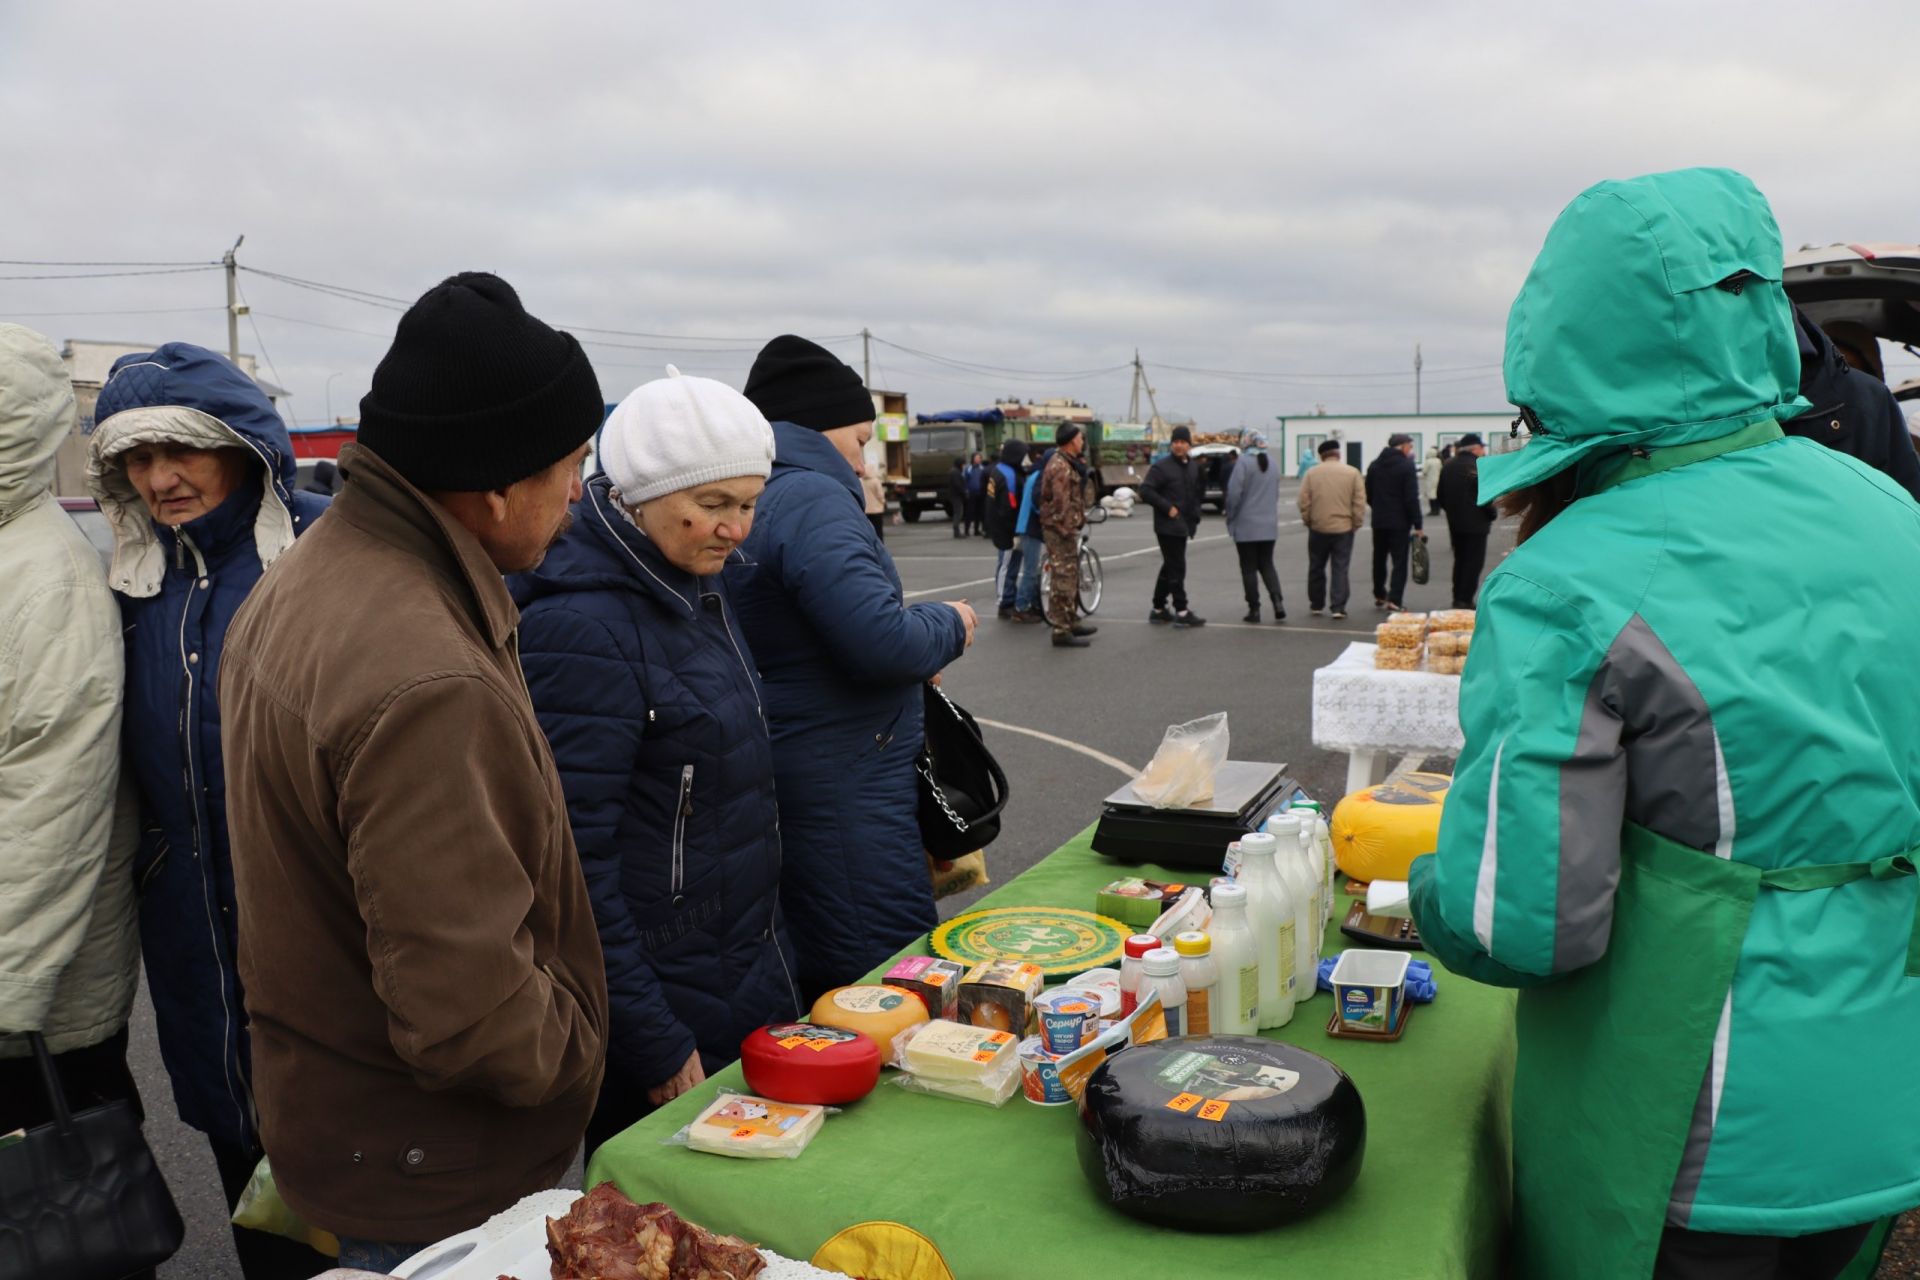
[740,1023,883,1105]
[808,984,931,1058]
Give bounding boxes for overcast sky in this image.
[3,1,1914,429]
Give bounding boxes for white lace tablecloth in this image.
[1311,642,1465,757]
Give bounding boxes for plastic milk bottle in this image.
[1239,831,1298,1028]
[1203,884,1260,1036]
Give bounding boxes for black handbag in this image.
[0,1034,184,1280]
[916,682,1011,861]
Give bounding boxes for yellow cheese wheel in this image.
[1330,772,1451,882]
[808,984,930,1058]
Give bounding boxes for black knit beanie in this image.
[357,272,604,491]
[743,334,873,431]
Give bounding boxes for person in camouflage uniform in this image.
[1038,423,1096,649]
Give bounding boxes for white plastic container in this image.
[1139,948,1189,1038]
[1329,948,1411,1034]
[1294,801,1337,926]
[1267,814,1319,1006]
[1205,883,1260,1036]
[1292,819,1327,993]
[1238,831,1297,1028]
[1172,931,1218,1036]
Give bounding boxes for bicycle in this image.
[1040,503,1106,619]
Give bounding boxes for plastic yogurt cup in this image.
[1035,991,1099,1053]
[1017,1036,1071,1105]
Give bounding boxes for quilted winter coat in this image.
[513,476,800,1088]
[85,343,328,1148]
[728,422,969,997]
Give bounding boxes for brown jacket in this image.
[219,444,607,1242]
[1037,450,1088,535]
[1297,458,1367,534]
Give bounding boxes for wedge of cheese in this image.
[900,1020,1019,1083]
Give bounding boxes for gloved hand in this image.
[1317,956,1437,1003]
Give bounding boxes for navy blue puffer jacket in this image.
[85,344,328,1150]
[512,477,800,1088]
[728,423,969,998]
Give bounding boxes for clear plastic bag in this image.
[230,1156,340,1257]
[1132,713,1230,809]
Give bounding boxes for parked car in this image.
[1189,444,1240,513]
[1784,242,1920,401]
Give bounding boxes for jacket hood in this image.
[1484,167,1809,503]
[0,324,75,521]
[511,473,736,618]
[998,440,1029,470]
[84,343,302,597]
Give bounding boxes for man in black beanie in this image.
[732,335,975,999]
[219,272,608,1267]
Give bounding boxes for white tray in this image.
[390,1187,844,1280]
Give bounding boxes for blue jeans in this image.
[1016,533,1046,612]
[338,1237,430,1271]
[996,543,1023,608]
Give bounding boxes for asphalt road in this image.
[137,476,1513,1277]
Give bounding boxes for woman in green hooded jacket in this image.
[1410,167,1920,1280]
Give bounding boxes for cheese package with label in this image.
[882,956,967,1020]
[898,1019,1019,1082]
[1076,1036,1365,1230]
[686,1093,826,1160]
[739,1023,883,1105]
[957,960,1044,1036]
[808,985,929,1058]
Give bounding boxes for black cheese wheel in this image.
[1075,1035,1365,1231]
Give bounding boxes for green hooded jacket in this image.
[1411,168,1920,1235]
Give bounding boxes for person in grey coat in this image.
[1223,431,1285,623]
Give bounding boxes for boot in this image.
[1052,632,1092,648]
[1071,622,1098,636]
[1243,604,1261,624]
[1271,601,1287,623]
[998,604,1014,620]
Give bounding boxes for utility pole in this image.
[1414,342,1423,415]
[223,235,245,363]
[1127,349,1141,422]
[862,327,872,387]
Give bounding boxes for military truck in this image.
[897,411,990,522]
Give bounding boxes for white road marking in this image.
[901,533,1232,601]
[1090,617,1378,637]
[973,718,1141,778]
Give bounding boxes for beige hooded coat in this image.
[0,324,138,1056]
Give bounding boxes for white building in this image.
[1271,412,1519,476]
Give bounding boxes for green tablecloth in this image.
[589,828,1519,1279]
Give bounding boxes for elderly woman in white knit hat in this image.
[510,367,800,1156]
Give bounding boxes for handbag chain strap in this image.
[918,755,973,833]
[920,683,976,834]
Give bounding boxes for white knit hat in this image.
[600,365,775,504]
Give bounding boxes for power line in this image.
[233,276,288,395]
[0,258,218,267]
[871,336,1131,380]
[1152,359,1503,383]
[252,311,394,339]
[0,265,221,281]
[0,305,226,319]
